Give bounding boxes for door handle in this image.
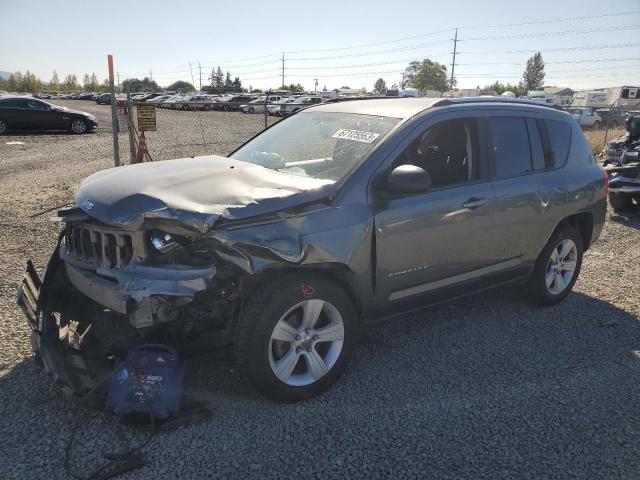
[462,197,489,210]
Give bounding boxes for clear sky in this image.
[1,0,639,92]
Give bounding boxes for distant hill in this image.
[0,71,11,80]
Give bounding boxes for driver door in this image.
[373,114,502,305]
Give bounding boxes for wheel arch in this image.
[556,212,594,251]
[245,264,362,320]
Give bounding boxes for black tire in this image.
[234,274,358,402]
[222,105,230,112]
[248,107,254,113]
[608,191,637,212]
[70,119,88,134]
[0,118,7,135]
[525,224,583,306]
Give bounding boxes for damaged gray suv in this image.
[18,98,607,401]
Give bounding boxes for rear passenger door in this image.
[488,113,567,264]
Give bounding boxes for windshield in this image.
[231,111,400,181]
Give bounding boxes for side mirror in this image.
[384,164,432,196]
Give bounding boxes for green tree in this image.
[404,59,449,93]
[82,74,91,91]
[50,70,60,91]
[7,71,23,92]
[232,77,242,92]
[0,76,8,91]
[121,77,161,92]
[482,80,520,96]
[373,78,387,94]
[62,74,80,92]
[166,80,195,93]
[21,70,42,92]
[282,83,305,93]
[521,52,545,92]
[224,71,233,90]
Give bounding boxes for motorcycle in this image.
[603,115,640,213]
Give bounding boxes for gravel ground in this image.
[1,101,639,479]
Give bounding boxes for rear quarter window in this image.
[544,119,572,166]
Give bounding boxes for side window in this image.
[27,100,48,110]
[394,118,479,189]
[544,119,572,166]
[526,118,546,170]
[488,117,532,178]
[0,99,27,108]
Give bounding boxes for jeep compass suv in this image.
[18,98,607,402]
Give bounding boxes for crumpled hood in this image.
[75,155,335,234]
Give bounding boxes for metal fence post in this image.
[108,55,120,167]
[127,91,136,164]
[264,90,269,129]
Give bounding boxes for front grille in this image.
[63,222,146,269]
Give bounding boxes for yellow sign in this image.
[137,105,157,131]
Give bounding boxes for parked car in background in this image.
[215,94,255,111]
[96,93,111,105]
[279,96,323,115]
[178,95,218,111]
[241,95,286,113]
[568,107,602,128]
[145,94,171,106]
[0,95,98,134]
[595,107,627,127]
[268,97,298,116]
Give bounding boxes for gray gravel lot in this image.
[1,101,639,479]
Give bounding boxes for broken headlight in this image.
[149,230,180,254]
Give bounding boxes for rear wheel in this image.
[609,191,637,212]
[248,107,255,113]
[525,225,583,306]
[0,119,7,135]
[234,274,358,402]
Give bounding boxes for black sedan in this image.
[0,96,98,134]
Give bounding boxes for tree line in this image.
[0,70,111,93]
[372,52,546,96]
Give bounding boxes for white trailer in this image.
[571,91,610,108]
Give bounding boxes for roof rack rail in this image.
[433,97,563,110]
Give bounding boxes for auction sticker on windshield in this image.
[332,129,381,144]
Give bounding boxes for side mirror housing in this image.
[384,164,432,196]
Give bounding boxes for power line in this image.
[462,24,640,41]
[460,10,640,29]
[287,39,451,61]
[462,42,640,55]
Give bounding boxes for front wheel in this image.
[234,275,358,402]
[525,225,583,306]
[70,119,87,134]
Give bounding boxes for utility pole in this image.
[450,28,458,91]
[149,69,153,81]
[107,55,120,167]
[281,52,285,89]
[116,71,120,88]
[313,78,318,94]
[198,62,202,92]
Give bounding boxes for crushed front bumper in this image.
[61,250,216,328]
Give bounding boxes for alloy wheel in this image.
[0,120,6,134]
[269,299,344,387]
[546,239,578,295]
[71,120,86,134]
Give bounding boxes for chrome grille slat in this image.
[63,222,146,270]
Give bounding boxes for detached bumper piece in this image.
[17,260,42,329]
[16,260,44,366]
